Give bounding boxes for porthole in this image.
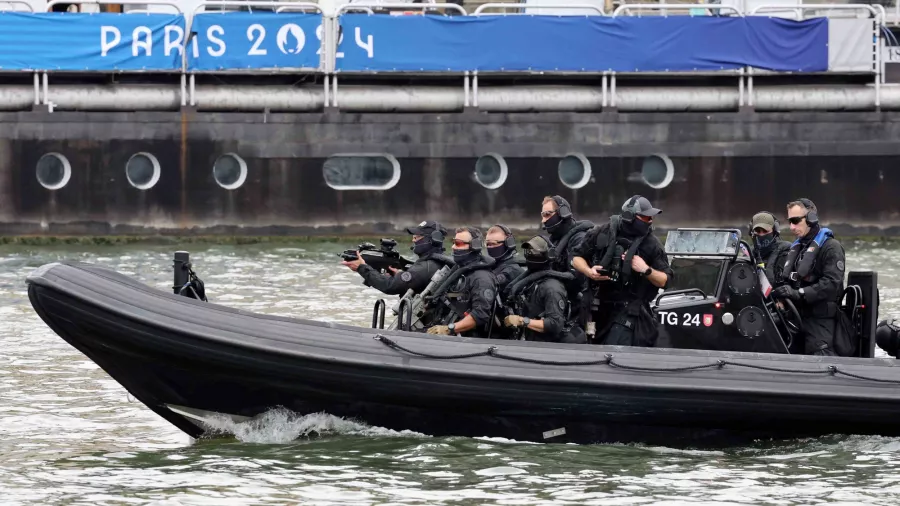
[322,154,400,190]
[558,153,591,189]
[125,152,161,190]
[35,153,71,190]
[641,154,674,189]
[474,153,508,190]
[213,153,247,190]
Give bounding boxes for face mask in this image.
[622,217,651,237]
[526,258,549,272]
[487,245,508,259]
[411,237,432,256]
[452,249,481,266]
[753,232,776,252]
[542,213,563,232]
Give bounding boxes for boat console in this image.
[651,228,878,357]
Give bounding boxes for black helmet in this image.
[522,235,552,265]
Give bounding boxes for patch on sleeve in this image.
[558,299,566,310]
[837,260,845,271]
[400,271,413,282]
[497,274,507,285]
[483,288,494,300]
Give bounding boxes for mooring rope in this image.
[373,334,900,384]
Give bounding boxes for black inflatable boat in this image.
[24,229,900,447]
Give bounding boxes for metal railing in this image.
[613,3,744,16]
[0,1,34,11]
[183,1,325,73]
[337,2,468,15]
[473,3,607,15]
[46,0,183,11]
[0,1,886,86]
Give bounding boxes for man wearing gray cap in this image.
[572,195,673,347]
[748,211,790,288]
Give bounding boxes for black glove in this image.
[773,285,801,302]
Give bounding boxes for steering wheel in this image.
[774,298,803,339]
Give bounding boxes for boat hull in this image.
[26,262,900,446]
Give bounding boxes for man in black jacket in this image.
[572,195,673,347]
[749,211,791,288]
[540,195,594,331]
[503,235,587,344]
[486,224,525,299]
[426,227,498,338]
[773,198,852,356]
[342,220,454,296]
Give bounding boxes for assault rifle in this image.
[387,265,452,331]
[340,238,414,274]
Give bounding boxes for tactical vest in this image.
[590,217,649,302]
[549,220,594,273]
[431,257,496,323]
[782,227,834,286]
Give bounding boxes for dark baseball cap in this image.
[623,195,662,217]
[751,212,776,232]
[406,220,447,238]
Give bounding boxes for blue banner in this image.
[0,12,184,71]
[335,15,829,73]
[188,13,323,71]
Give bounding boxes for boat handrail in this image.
[654,288,709,307]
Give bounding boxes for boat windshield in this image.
[665,257,724,297]
[665,229,740,256]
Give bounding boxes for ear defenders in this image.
[552,196,573,220]
[468,227,484,252]
[494,224,516,249]
[797,198,819,225]
[621,195,641,222]
[748,211,781,236]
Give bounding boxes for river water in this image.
[2,241,900,505]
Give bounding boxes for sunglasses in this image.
[453,239,471,248]
[787,216,806,225]
[541,210,557,218]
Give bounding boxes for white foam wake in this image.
[195,407,429,444]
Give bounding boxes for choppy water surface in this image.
[2,241,900,505]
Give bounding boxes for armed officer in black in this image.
[773,199,852,356]
[572,195,672,347]
[540,195,594,330]
[342,220,454,296]
[749,211,791,288]
[486,224,525,299]
[426,227,498,338]
[503,235,588,344]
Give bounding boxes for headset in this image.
[413,221,446,247]
[621,195,641,222]
[430,229,445,247]
[797,198,819,225]
[552,196,573,220]
[493,224,517,249]
[467,227,484,252]
[748,211,781,236]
